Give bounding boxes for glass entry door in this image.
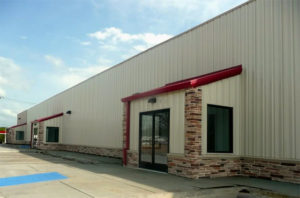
[139,109,170,172]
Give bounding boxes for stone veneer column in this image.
[122,103,139,167]
[184,88,202,158]
[122,103,127,153]
[168,88,202,179]
[37,122,44,148]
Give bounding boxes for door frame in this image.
[138,108,170,172]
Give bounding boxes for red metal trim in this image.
[9,123,27,129]
[0,130,6,134]
[35,112,64,122]
[121,65,242,102]
[190,65,242,87]
[123,102,130,166]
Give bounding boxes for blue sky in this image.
[0,0,247,127]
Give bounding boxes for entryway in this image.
[32,124,39,148]
[139,109,170,172]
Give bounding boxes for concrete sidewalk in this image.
[0,145,299,198]
[35,149,122,165]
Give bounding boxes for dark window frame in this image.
[139,108,170,172]
[46,127,59,143]
[16,131,24,140]
[207,104,233,153]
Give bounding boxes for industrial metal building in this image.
[6,0,300,183]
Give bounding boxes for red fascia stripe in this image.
[0,130,6,134]
[121,65,242,102]
[34,112,64,123]
[190,65,242,87]
[121,81,191,102]
[9,123,27,129]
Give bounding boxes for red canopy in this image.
[0,130,6,134]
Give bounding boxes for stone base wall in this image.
[241,157,300,184]
[37,143,122,158]
[127,150,138,167]
[168,154,241,179]
[168,154,300,183]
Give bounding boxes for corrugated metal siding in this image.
[14,125,28,141]
[17,111,27,125]
[130,90,185,154]
[201,76,242,156]
[26,0,299,160]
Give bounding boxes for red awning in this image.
[9,123,27,129]
[122,65,242,102]
[33,112,64,123]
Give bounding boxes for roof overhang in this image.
[8,123,27,129]
[32,112,64,123]
[0,130,6,134]
[121,65,242,102]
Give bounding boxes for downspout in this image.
[123,101,130,166]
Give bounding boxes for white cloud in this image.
[0,57,29,90]
[80,41,91,46]
[60,66,109,87]
[45,55,64,68]
[138,0,247,19]
[0,56,31,127]
[89,27,173,51]
[20,36,28,40]
[100,44,118,51]
[43,55,110,89]
[1,109,17,118]
[0,100,28,127]
[0,88,5,96]
[133,45,147,52]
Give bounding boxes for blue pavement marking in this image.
[19,145,30,149]
[0,172,67,187]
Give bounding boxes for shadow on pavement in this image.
[2,144,299,197]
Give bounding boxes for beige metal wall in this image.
[26,0,300,160]
[201,76,242,156]
[16,111,29,142]
[14,125,29,142]
[130,90,185,154]
[17,111,27,125]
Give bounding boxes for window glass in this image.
[34,128,38,135]
[207,105,233,153]
[46,127,59,142]
[16,131,24,140]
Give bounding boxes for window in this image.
[46,127,59,143]
[207,104,233,153]
[16,131,24,140]
[33,128,38,135]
